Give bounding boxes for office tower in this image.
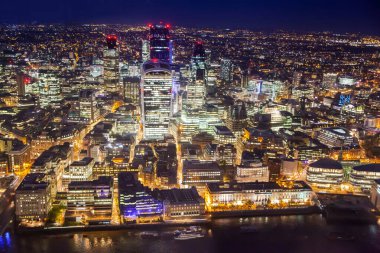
[66,176,113,224]
[149,23,171,63]
[123,77,140,104]
[186,41,206,109]
[225,100,248,135]
[142,40,150,62]
[205,49,211,65]
[38,70,62,108]
[79,89,100,123]
[15,173,52,222]
[16,72,31,96]
[220,58,232,82]
[141,60,173,139]
[322,73,338,89]
[103,35,120,92]
[118,172,163,222]
[293,71,303,86]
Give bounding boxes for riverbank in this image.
[210,206,321,218]
[16,206,323,235]
[16,219,212,235]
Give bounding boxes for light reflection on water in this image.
[1,215,380,253]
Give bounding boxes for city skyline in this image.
[0,0,380,251]
[1,0,380,35]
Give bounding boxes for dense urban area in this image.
[0,23,379,235]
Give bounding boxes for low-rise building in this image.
[118,172,162,222]
[205,181,313,211]
[15,173,52,222]
[317,127,354,148]
[65,176,113,224]
[157,187,205,219]
[235,160,269,183]
[349,164,380,191]
[182,159,222,194]
[306,158,344,189]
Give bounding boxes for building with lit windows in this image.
[170,104,222,142]
[118,172,163,222]
[220,58,232,82]
[225,100,248,136]
[306,158,344,189]
[291,85,314,100]
[236,160,269,183]
[204,181,313,211]
[322,73,338,89]
[141,40,150,62]
[149,23,171,63]
[182,160,222,194]
[213,125,236,145]
[8,142,31,174]
[103,35,120,92]
[65,176,113,224]
[15,173,52,222]
[79,89,100,124]
[123,77,140,104]
[158,187,205,219]
[186,41,206,109]
[141,60,172,140]
[63,157,94,188]
[38,70,62,108]
[349,164,380,191]
[317,127,354,148]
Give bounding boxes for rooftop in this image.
[353,164,380,172]
[309,158,343,170]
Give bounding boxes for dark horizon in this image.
[1,0,380,35]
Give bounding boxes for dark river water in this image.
[1,214,379,253]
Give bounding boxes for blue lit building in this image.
[118,172,162,221]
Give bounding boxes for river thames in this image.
[1,214,379,253]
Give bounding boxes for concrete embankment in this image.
[210,206,321,219]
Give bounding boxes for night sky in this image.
[2,0,380,35]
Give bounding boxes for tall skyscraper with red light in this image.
[149,23,171,63]
[104,35,120,92]
[106,35,117,50]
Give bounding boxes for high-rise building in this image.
[123,77,140,104]
[142,40,150,62]
[292,71,303,86]
[149,23,171,63]
[103,35,120,92]
[225,100,248,136]
[220,58,232,82]
[141,60,173,139]
[38,70,62,108]
[79,89,100,123]
[187,41,206,109]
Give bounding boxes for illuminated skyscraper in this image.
[142,40,150,62]
[293,71,303,86]
[149,23,171,63]
[103,35,120,92]
[38,70,62,108]
[141,60,173,139]
[220,58,232,82]
[187,41,206,109]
